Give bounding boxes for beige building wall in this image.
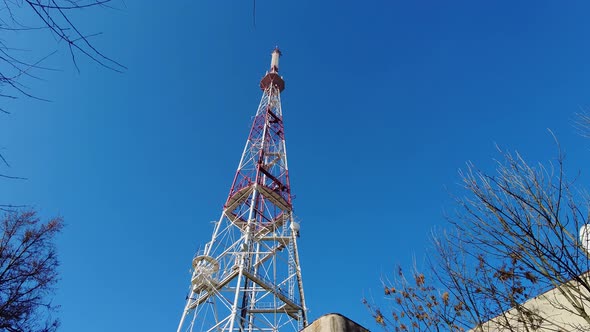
[473,277,590,332]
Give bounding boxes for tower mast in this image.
[177,48,308,332]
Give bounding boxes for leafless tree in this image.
[366,146,590,331]
[0,0,125,111]
[0,4,115,328]
[0,210,63,332]
[0,0,125,185]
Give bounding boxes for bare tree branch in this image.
[0,0,126,103]
[0,210,62,331]
[367,143,590,331]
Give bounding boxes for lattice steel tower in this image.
[177,48,308,332]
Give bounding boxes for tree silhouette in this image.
[0,210,63,332]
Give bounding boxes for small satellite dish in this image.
[290,221,300,235]
[580,224,590,254]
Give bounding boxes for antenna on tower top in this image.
[270,47,281,73]
[260,47,285,92]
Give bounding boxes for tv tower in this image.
[177,48,308,332]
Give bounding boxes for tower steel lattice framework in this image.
[177,48,308,332]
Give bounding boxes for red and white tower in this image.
[177,48,308,332]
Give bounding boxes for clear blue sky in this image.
[2,1,590,331]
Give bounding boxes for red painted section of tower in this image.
[224,48,292,232]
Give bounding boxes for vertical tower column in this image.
[177,48,307,332]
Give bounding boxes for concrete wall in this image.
[472,274,590,332]
[302,314,369,332]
